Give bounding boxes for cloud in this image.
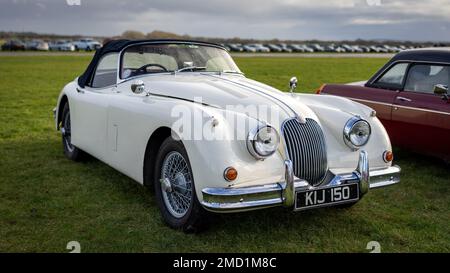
[0,0,449,41]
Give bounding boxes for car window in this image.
[404,64,450,94]
[373,63,409,89]
[122,52,178,78]
[91,53,118,88]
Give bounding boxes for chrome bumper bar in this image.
[201,150,401,212]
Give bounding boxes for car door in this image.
[363,62,410,123]
[103,81,154,183]
[392,63,450,158]
[70,53,119,161]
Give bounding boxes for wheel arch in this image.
[57,94,69,130]
[143,126,173,188]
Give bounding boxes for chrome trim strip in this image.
[392,103,450,115]
[349,97,393,107]
[348,97,450,116]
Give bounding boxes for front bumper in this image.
[201,150,400,212]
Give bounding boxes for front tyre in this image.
[61,103,84,161]
[154,138,208,233]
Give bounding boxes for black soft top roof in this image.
[368,47,450,84]
[77,39,225,88]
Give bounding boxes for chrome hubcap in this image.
[161,151,192,218]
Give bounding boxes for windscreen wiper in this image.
[174,66,207,73]
[222,70,244,75]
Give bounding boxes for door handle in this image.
[76,88,85,94]
[396,96,411,102]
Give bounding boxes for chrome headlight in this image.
[343,117,371,150]
[247,125,280,159]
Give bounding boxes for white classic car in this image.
[72,38,102,51]
[49,40,75,51]
[54,40,400,232]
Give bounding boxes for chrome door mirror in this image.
[131,80,145,94]
[289,77,298,93]
[433,84,448,95]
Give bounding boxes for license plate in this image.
[295,183,359,210]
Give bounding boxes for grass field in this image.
[0,55,448,252]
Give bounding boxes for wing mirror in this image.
[131,80,145,94]
[289,77,298,93]
[433,84,448,95]
[433,84,449,102]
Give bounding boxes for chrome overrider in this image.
[201,150,401,212]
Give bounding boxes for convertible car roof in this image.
[368,47,450,84]
[77,39,225,88]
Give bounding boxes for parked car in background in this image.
[351,45,364,53]
[25,40,49,51]
[228,44,244,52]
[342,44,355,53]
[54,39,400,231]
[376,45,390,53]
[278,43,293,53]
[334,46,346,53]
[266,44,283,52]
[1,40,26,51]
[310,44,325,52]
[49,40,75,51]
[220,44,231,51]
[289,44,305,52]
[360,46,371,53]
[318,48,450,161]
[73,38,102,51]
[369,45,382,53]
[325,44,336,52]
[242,44,257,52]
[248,43,270,52]
[300,44,314,53]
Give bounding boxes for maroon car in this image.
[318,48,450,161]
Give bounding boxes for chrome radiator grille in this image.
[282,118,328,186]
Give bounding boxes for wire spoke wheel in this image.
[161,151,193,218]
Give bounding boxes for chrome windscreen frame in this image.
[115,41,229,86]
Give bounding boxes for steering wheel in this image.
[134,63,168,75]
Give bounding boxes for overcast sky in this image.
[1,0,449,41]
